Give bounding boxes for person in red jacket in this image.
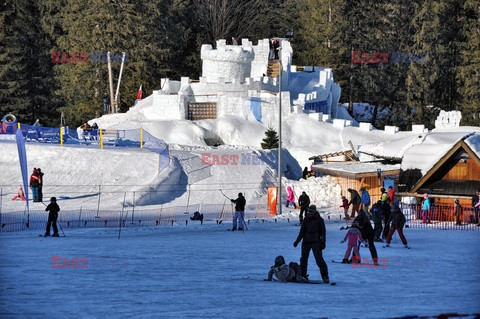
[387,186,395,202]
[29,168,41,202]
[340,196,349,219]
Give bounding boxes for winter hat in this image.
[50,197,57,202]
[341,196,346,200]
[394,200,400,207]
[238,193,243,197]
[360,187,365,191]
[274,255,285,266]
[308,205,317,213]
[423,193,428,198]
[454,199,460,204]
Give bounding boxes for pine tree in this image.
[261,127,279,149]
[457,0,480,126]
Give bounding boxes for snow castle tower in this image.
[200,39,255,84]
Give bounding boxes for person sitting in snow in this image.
[266,255,307,283]
[190,211,204,222]
[44,197,60,237]
[11,186,26,201]
[286,186,296,208]
[340,225,364,264]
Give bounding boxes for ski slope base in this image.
[0,221,479,319]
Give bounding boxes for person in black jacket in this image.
[352,209,379,265]
[385,201,409,248]
[347,188,361,218]
[472,189,480,224]
[45,197,60,237]
[298,191,310,224]
[381,198,391,240]
[37,168,44,202]
[231,193,246,231]
[302,167,309,180]
[293,205,329,283]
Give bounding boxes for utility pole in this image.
[277,41,283,216]
[107,52,115,114]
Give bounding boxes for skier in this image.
[385,201,409,248]
[352,209,379,265]
[340,196,349,220]
[44,197,60,237]
[29,168,41,202]
[293,205,329,283]
[11,186,26,201]
[340,225,364,264]
[421,193,431,223]
[360,187,371,214]
[347,188,361,219]
[286,186,296,208]
[298,191,310,224]
[266,256,307,283]
[230,193,246,231]
[371,200,383,241]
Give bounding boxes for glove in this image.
[293,241,299,247]
[230,199,234,203]
[340,240,345,244]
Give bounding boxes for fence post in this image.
[140,128,143,149]
[95,185,101,218]
[60,126,64,146]
[131,191,135,224]
[100,129,104,149]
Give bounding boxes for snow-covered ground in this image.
[0,221,479,318]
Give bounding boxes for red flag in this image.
[136,85,142,100]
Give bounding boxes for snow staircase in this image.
[267,60,281,78]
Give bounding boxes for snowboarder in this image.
[298,191,310,224]
[371,200,383,241]
[293,205,329,283]
[37,168,44,202]
[286,186,296,208]
[347,188,361,219]
[29,168,41,202]
[352,209,379,265]
[341,226,364,264]
[11,186,26,201]
[360,187,371,213]
[44,197,60,237]
[421,193,431,224]
[454,199,462,225]
[385,201,409,248]
[340,196,349,220]
[266,256,307,283]
[230,193,246,231]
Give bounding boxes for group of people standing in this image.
[29,167,44,202]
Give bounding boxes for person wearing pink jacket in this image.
[11,186,27,201]
[341,226,364,264]
[286,186,296,208]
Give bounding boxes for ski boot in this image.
[322,276,330,284]
[52,233,60,237]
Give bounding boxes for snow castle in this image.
[133,38,341,127]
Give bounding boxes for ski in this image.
[264,278,336,285]
[383,245,411,249]
[331,260,351,264]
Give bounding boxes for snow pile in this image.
[284,176,341,208]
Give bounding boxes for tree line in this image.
[0,0,478,129]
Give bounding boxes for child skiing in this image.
[341,226,364,264]
[44,197,60,237]
[340,196,349,220]
[266,256,307,283]
[385,201,409,248]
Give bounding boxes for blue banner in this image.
[16,129,29,211]
[250,98,262,123]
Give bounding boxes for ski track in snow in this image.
[0,222,479,318]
